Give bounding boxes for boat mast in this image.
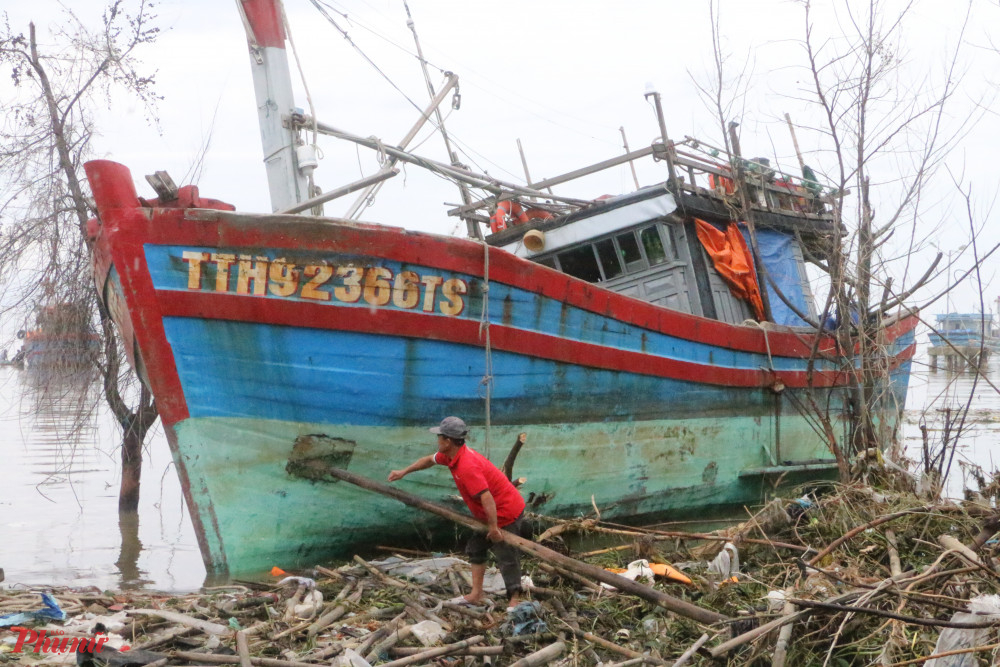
[237,0,311,212]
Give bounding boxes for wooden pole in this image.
[727,121,773,322]
[318,466,728,625]
[235,631,252,667]
[784,113,807,174]
[620,127,641,190]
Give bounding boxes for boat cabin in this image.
[485,174,826,330]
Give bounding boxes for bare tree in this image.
[797,0,977,474]
[696,0,980,482]
[0,0,161,510]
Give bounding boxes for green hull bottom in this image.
[169,414,840,575]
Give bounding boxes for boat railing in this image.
[448,131,842,234]
[657,137,839,220]
[293,113,839,234]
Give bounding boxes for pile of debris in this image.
[5,484,1000,665]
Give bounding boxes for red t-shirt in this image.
[435,445,526,526]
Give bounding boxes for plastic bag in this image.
[503,601,547,636]
[708,543,740,578]
[332,648,373,667]
[409,620,445,646]
[926,595,1000,667]
[601,559,656,589]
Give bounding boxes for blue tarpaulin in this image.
[0,592,66,627]
[744,228,813,327]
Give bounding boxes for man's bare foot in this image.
[506,592,521,609]
[462,593,484,604]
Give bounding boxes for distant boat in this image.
[0,348,24,368]
[19,303,100,370]
[929,312,999,354]
[83,0,916,576]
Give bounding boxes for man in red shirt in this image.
[389,416,526,607]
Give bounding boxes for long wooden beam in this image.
[316,465,728,625]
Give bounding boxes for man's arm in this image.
[388,455,436,482]
[478,490,504,542]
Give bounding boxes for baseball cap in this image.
[429,416,468,439]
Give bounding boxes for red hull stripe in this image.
[142,212,919,358]
[157,290,915,389]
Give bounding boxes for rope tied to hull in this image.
[744,319,776,374]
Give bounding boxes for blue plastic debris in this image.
[0,592,67,627]
[503,600,547,636]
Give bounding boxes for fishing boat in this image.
[18,303,100,370]
[929,312,999,349]
[85,0,916,575]
[928,311,999,370]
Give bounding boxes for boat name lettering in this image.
[181,251,468,315]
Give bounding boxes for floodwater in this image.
[0,354,998,593]
[0,366,204,592]
[901,355,1000,497]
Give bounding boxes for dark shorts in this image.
[466,514,526,597]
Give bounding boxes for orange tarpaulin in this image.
[694,218,766,321]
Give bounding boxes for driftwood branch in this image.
[672,633,710,666]
[509,641,566,667]
[808,507,939,566]
[563,626,669,665]
[789,598,1000,628]
[125,609,230,636]
[171,652,322,667]
[379,635,486,667]
[503,432,527,480]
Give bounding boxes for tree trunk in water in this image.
[117,384,158,512]
[119,427,144,512]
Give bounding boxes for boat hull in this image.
[86,160,916,575]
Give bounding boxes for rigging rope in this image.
[479,240,493,459]
[281,4,318,147]
[314,0,450,75]
[307,0,433,120]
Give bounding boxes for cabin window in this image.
[616,231,645,273]
[535,256,557,270]
[640,226,668,265]
[556,245,602,282]
[595,238,623,280]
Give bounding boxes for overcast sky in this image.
[6,0,1000,317]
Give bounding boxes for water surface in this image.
[0,366,203,591]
